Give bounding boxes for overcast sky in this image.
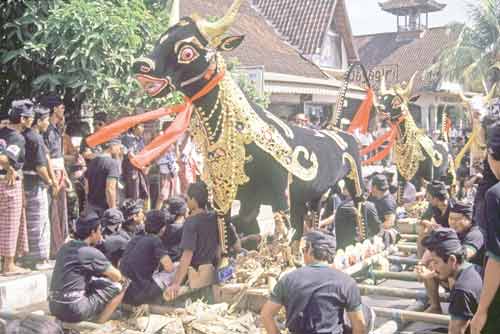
[346,0,473,36]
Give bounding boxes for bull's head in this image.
[459,84,497,121]
[379,73,419,122]
[132,0,245,98]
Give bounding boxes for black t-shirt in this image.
[50,240,111,293]
[180,212,219,268]
[458,225,485,266]
[369,192,397,221]
[449,264,482,321]
[485,183,500,261]
[333,200,381,250]
[102,230,131,267]
[474,159,497,231]
[43,124,63,159]
[80,138,103,162]
[22,128,48,189]
[421,199,455,228]
[162,223,183,262]
[271,264,362,334]
[85,155,120,209]
[119,234,170,289]
[0,127,25,171]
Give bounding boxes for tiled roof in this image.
[180,0,326,79]
[379,0,446,14]
[252,0,359,62]
[353,26,460,92]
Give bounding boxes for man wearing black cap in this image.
[84,137,122,217]
[422,228,482,333]
[448,202,484,266]
[22,105,57,270]
[421,181,454,229]
[471,122,500,334]
[0,100,33,275]
[161,196,187,261]
[120,210,175,305]
[41,94,69,257]
[261,230,366,334]
[49,215,127,323]
[99,208,130,267]
[120,198,146,238]
[369,173,397,244]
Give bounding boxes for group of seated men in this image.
[48,180,220,323]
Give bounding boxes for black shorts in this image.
[49,278,122,323]
[123,280,162,306]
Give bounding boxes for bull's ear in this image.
[216,35,245,52]
[409,95,420,103]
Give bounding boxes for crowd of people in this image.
[1,95,500,333]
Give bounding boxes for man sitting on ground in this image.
[49,215,127,323]
[368,173,398,246]
[120,210,175,306]
[120,198,146,238]
[100,208,130,267]
[418,203,485,314]
[261,230,367,334]
[421,228,482,333]
[165,181,220,300]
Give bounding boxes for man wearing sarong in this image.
[471,122,500,334]
[0,100,32,275]
[121,124,149,203]
[261,231,367,334]
[22,105,56,269]
[41,95,69,257]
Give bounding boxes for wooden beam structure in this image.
[372,270,419,281]
[359,284,447,302]
[372,307,450,326]
[387,256,419,266]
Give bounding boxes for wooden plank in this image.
[387,256,419,266]
[358,284,447,302]
[373,303,426,334]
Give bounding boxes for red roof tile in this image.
[353,26,460,92]
[180,0,326,79]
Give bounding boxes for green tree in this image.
[1,0,170,117]
[428,0,499,91]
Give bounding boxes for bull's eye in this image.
[178,46,199,64]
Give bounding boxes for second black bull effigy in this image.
[87,0,367,252]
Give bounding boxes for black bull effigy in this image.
[86,0,367,252]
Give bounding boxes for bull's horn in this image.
[485,83,497,103]
[198,0,243,40]
[168,0,180,28]
[403,72,417,97]
[380,74,389,95]
[458,90,471,105]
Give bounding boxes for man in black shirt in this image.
[422,228,482,333]
[0,100,32,275]
[41,95,69,257]
[421,181,454,229]
[85,138,122,216]
[120,198,146,238]
[22,105,56,269]
[330,184,381,249]
[100,208,130,267]
[120,210,175,305]
[261,231,366,334]
[471,122,500,334]
[369,174,398,245]
[49,215,127,323]
[80,112,108,163]
[165,181,219,300]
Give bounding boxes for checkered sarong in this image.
[0,179,27,257]
[25,186,50,261]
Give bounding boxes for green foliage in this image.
[227,57,271,109]
[428,0,500,91]
[1,0,172,116]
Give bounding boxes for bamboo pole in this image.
[397,244,418,253]
[372,270,419,281]
[400,234,418,242]
[358,284,447,302]
[397,220,421,234]
[373,303,425,334]
[343,249,395,276]
[387,256,419,266]
[372,307,450,326]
